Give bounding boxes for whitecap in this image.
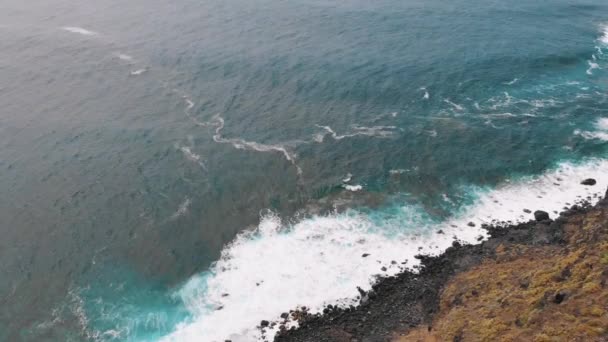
[130,68,147,76]
[600,24,608,45]
[62,26,98,36]
[342,173,353,183]
[586,60,600,75]
[574,117,608,141]
[115,53,134,61]
[388,169,408,175]
[420,87,430,100]
[343,184,363,192]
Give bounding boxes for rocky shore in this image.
[272,184,608,341]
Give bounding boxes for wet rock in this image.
[467,222,476,227]
[260,320,270,327]
[534,210,550,222]
[362,253,370,258]
[280,312,289,319]
[581,178,596,186]
[437,229,444,234]
[523,209,531,214]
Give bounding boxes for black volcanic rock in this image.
[534,210,550,222]
[581,178,596,186]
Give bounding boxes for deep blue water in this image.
[1,0,608,341]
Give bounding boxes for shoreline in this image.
[271,185,608,341]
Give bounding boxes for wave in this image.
[62,26,98,36]
[161,158,608,342]
[586,60,600,75]
[600,23,608,45]
[574,117,608,141]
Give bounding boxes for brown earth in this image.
[397,205,608,342]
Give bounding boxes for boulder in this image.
[260,320,270,327]
[534,210,550,222]
[581,178,596,186]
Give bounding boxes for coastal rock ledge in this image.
[274,188,608,342]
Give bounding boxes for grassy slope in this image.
[398,207,608,342]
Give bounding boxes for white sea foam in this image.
[596,117,608,130]
[176,143,207,170]
[315,124,398,141]
[504,78,519,85]
[62,26,97,36]
[342,173,353,183]
[171,197,192,220]
[115,53,134,61]
[388,169,408,175]
[210,115,303,175]
[130,68,147,76]
[162,158,608,342]
[420,87,430,100]
[574,117,608,141]
[587,60,600,75]
[443,99,464,111]
[600,24,608,45]
[343,184,363,192]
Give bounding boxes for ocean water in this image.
[1,0,608,341]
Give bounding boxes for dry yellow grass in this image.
[396,209,608,342]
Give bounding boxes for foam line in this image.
[171,197,192,220]
[210,115,303,175]
[314,124,398,141]
[443,99,464,111]
[176,143,207,170]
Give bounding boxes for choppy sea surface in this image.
[2,0,608,341]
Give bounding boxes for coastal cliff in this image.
[274,187,608,342]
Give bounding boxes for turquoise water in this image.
[1,0,608,340]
